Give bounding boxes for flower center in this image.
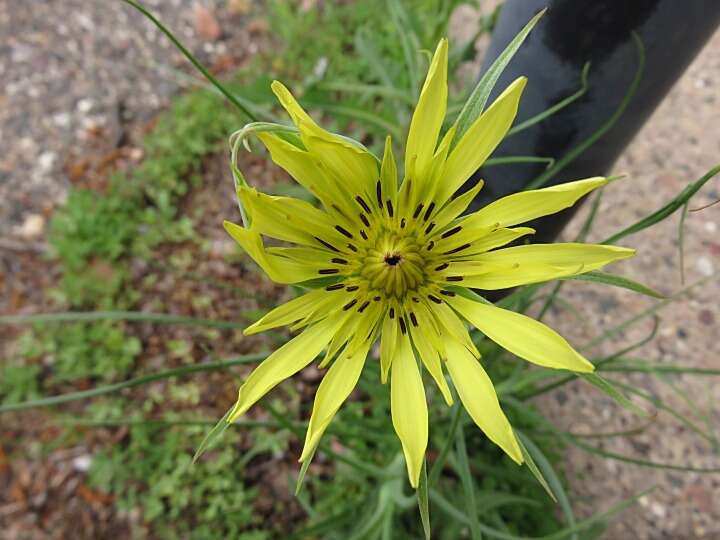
[359,231,427,298]
[384,254,402,266]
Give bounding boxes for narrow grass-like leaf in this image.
[484,156,555,168]
[568,436,720,473]
[452,9,546,147]
[120,0,256,120]
[295,447,316,496]
[603,359,720,376]
[603,164,720,244]
[514,432,557,503]
[316,81,415,105]
[0,310,246,329]
[578,373,648,417]
[193,407,232,463]
[678,202,689,284]
[430,486,651,540]
[455,423,482,540]
[560,271,665,299]
[388,0,420,97]
[584,274,716,350]
[0,353,266,413]
[429,401,462,486]
[417,460,431,540]
[306,102,403,140]
[354,27,395,88]
[516,431,576,538]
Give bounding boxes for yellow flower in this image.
[224,39,634,487]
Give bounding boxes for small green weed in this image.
[87,419,272,539]
[12,321,141,383]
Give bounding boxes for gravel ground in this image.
[1,1,719,538]
[0,0,254,240]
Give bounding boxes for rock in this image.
[193,3,222,41]
[696,256,714,277]
[14,213,45,238]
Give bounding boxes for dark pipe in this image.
[471,0,720,243]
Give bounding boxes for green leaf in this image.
[417,460,431,540]
[295,448,316,496]
[193,408,232,464]
[514,432,557,503]
[452,8,546,147]
[454,423,482,540]
[604,163,720,244]
[561,270,665,299]
[579,373,648,417]
[516,431,578,539]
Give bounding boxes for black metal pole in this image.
[472,0,720,243]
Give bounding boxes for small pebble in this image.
[696,256,714,276]
[72,454,93,472]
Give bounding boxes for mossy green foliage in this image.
[88,420,271,540]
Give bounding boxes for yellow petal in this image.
[462,243,636,288]
[462,177,607,230]
[223,221,319,284]
[238,187,343,246]
[228,314,347,422]
[445,340,522,464]
[244,289,327,335]
[300,341,370,462]
[431,301,479,358]
[461,263,569,289]
[435,226,535,258]
[406,39,448,181]
[271,81,379,197]
[256,132,351,212]
[431,178,484,230]
[380,136,398,210]
[380,309,400,383]
[391,333,428,488]
[446,294,594,372]
[438,77,527,204]
[409,319,453,406]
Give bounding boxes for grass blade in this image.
[120,0,255,120]
[453,9,546,147]
[603,164,720,244]
[560,271,665,299]
[578,373,648,417]
[455,423,482,540]
[0,353,266,413]
[193,408,232,463]
[429,401,462,486]
[417,460,431,540]
[516,431,576,539]
[0,310,246,329]
[514,433,557,503]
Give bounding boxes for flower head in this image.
[224,39,634,486]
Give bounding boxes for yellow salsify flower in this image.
[223,39,634,487]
